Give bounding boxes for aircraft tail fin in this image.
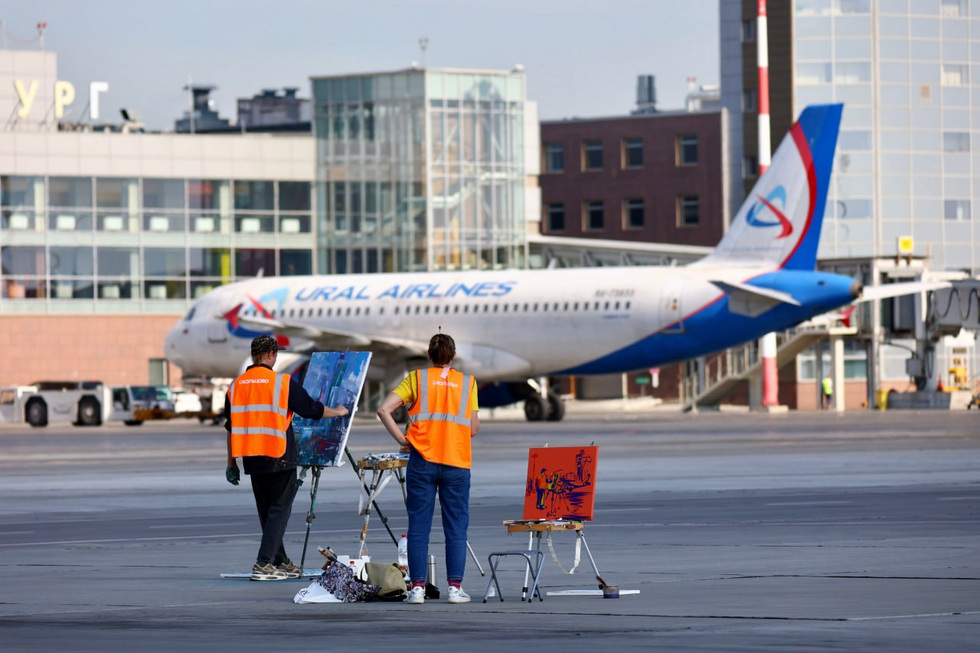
[696,103,842,271]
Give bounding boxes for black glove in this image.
[225,464,240,486]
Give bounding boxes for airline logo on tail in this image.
[745,186,793,240]
[222,286,291,345]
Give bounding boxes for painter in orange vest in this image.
[377,332,480,605]
[224,334,349,581]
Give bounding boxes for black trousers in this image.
[249,468,297,566]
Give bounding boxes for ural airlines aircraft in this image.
[163,104,910,419]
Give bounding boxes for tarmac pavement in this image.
[0,407,977,651]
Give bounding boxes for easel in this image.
[483,445,607,603]
[483,520,605,603]
[353,451,485,576]
[355,453,409,557]
[297,447,402,573]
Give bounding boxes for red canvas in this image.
[523,446,598,521]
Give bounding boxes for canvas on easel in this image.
[293,351,372,467]
[522,446,598,521]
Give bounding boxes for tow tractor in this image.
[0,382,177,427]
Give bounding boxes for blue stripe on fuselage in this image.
[558,270,855,375]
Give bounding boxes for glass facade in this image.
[312,68,527,273]
[793,0,978,273]
[1,176,315,310]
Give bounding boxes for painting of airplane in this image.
[164,104,943,421]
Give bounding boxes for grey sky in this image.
[2,0,719,130]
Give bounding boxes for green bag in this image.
[362,562,407,600]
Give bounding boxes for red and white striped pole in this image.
[756,0,771,176]
[757,0,779,409]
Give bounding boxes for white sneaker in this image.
[447,586,471,604]
[406,586,425,604]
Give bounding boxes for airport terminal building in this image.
[0,49,538,387]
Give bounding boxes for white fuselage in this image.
[164,264,766,382]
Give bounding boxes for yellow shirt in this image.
[394,370,480,412]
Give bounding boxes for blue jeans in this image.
[405,449,470,586]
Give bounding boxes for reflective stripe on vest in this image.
[229,367,290,458]
[414,368,472,427]
[405,367,474,468]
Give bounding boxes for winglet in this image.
[222,303,243,330]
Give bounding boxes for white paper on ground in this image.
[545,589,640,596]
[293,583,342,604]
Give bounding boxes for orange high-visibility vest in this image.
[228,366,292,458]
[406,367,475,469]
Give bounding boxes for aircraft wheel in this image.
[77,397,102,426]
[25,398,48,427]
[524,395,547,422]
[546,392,565,422]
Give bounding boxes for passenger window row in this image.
[242,300,633,320]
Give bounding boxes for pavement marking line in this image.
[846,611,980,622]
[937,496,980,501]
[0,531,35,535]
[0,526,367,548]
[0,601,249,619]
[764,501,852,506]
[147,523,245,529]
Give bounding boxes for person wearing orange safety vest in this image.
[377,332,480,605]
[224,335,349,581]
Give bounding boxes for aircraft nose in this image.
[849,278,863,300]
[163,323,187,367]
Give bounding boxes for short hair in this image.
[251,334,281,361]
[428,333,455,366]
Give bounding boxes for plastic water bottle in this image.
[397,534,408,571]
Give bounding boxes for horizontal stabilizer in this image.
[711,279,800,317]
[857,281,952,302]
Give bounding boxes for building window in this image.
[584,201,604,231]
[941,64,968,86]
[624,199,644,229]
[678,196,699,227]
[544,144,564,173]
[546,203,565,231]
[944,200,970,222]
[941,0,967,17]
[742,89,757,112]
[623,138,643,168]
[741,19,755,43]
[943,132,970,152]
[743,155,758,178]
[583,140,603,171]
[677,135,699,166]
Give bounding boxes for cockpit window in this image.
[184,307,197,321]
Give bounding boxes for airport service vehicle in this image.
[0,382,180,427]
[163,104,944,421]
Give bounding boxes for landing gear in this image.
[546,391,565,421]
[523,390,565,422]
[524,395,547,421]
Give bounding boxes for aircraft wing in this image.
[856,280,952,302]
[710,279,801,317]
[236,313,426,356]
[235,313,531,378]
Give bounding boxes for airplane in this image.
[163,103,940,421]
